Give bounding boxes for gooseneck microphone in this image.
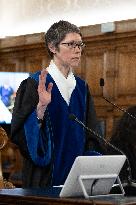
[99,78,136,120]
[99,78,136,191]
[69,113,135,189]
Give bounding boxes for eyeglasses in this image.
[60,41,86,50]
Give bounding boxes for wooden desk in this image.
[0,188,136,205]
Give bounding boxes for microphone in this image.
[100,79,136,193]
[69,113,127,154]
[69,113,136,194]
[100,78,136,120]
[69,114,104,142]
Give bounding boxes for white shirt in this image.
[46,60,76,105]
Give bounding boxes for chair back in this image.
[0,127,15,188]
[0,127,8,188]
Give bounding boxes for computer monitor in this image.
[59,155,126,198]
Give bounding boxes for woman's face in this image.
[51,33,84,68]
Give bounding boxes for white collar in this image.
[46,60,76,105]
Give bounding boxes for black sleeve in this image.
[85,85,106,154]
[10,77,39,158]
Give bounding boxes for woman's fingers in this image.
[38,70,47,93]
[38,70,53,97]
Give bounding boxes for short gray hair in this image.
[45,20,82,57]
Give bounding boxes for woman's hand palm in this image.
[38,70,53,107]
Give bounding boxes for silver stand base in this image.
[78,174,125,199]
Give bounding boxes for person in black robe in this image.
[10,20,105,188]
[109,106,136,183]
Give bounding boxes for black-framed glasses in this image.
[60,41,86,50]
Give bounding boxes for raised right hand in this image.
[37,69,53,119]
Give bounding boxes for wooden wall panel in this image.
[1,19,136,139]
[83,52,104,97]
[116,50,136,97]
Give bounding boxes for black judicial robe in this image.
[11,75,104,188]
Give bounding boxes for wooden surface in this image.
[0,188,136,205]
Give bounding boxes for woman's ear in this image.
[48,43,56,54]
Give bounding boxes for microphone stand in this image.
[102,96,136,120]
[99,78,136,195]
[99,77,136,120]
[69,114,136,196]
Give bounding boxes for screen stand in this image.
[78,174,125,199]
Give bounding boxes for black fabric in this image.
[108,138,136,183]
[11,78,38,158]
[10,77,104,188]
[22,158,52,188]
[11,77,52,187]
